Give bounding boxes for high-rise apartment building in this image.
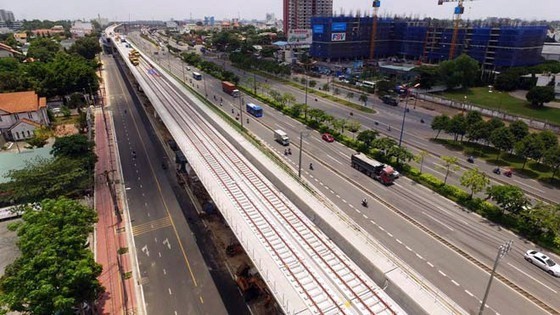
[0,9,15,22]
[283,0,332,33]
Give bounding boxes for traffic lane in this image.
[394,174,560,309]
[310,162,544,315]
[109,54,228,314]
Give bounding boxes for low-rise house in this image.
[70,21,93,37]
[0,42,21,58]
[0,91,49,141]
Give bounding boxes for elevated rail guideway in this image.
[109,30,404,315]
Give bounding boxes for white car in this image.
[524,250,560,277]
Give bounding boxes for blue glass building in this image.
[310,16,547,69]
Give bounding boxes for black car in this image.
[380,95,398,106]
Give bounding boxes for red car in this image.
[322,133,334,142]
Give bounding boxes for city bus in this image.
[362,80,376,89]
[192,72,202,80]
[246,103,263,117]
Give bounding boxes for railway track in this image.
[135,59,402,314]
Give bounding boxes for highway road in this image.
[128,32,560,315]
[103,52,243,315]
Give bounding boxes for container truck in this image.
[222,81,240,97]
[274,130,290,146]
[351,153,397,185]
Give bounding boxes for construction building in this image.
[310,16,547,70]
[283,0,332,33]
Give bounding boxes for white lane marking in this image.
[338,150,347,156]
[512,179,545,193]
[387,232,394,237]
[438,270,447,277]
[370,220,376,225]
[396,239,402,244]
[355,208,361,214]
[163,268,167,275]
[342,199,347,203]
[158,252,161,258]
[422,211,455,231]
[336,194,340,198]
[378,226,385,232]
[327,154,344,165]
[427,262,434,268]
[168,288,172,295]
[363,214,368,219]
[405,246,412,251]
[507,263,558,293]
[451,279,460,286]
[416,253,424,260]
[465,290,474,297]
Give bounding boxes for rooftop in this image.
[0,91,46,114]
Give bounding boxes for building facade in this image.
[311,16,547,70]
[283,0,332,34]
[0,91,49,141]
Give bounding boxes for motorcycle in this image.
[467,156,475,163]
[493,167,501,175]
[361,199,368,207]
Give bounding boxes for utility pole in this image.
[398,83,420,147]
[478,240,513,315]
[104,170,122,222]
[240,96,244,128]
[298,130,309,177]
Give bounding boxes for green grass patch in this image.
[436,87,560,126]
[52,115,79,126]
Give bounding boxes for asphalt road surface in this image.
[127,32,560,315]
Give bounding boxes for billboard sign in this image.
[313,24,324,34]
[287,29,313,45]
[331,33,346,41]
[332,22,347,32]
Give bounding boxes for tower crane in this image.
[369,0,381,60]
[437,0,476,59]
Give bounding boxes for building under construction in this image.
[310,16,547,70]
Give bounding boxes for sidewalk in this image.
[94,108,137,315]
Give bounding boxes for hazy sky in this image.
[8,0,558,22]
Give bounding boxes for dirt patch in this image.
[54,124,79,136]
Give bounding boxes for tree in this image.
[322,83,330,92]
[358,94,368,106]
[387,146,414,164]
[414,65,440,90]
[514,134,544,169]
[290,103,305,118]
[431,114,451,139]
[486,185,529,214]
[517,203,560,242]
[537,130,558,149]
[543,145,560,181]
[466,121,489,144]
[495,71,521,91]
[526,86,555,107]
[357,130,379,149]
[346,92,354,99]
[460,167,490,197]
[490,127,515,160]
[333,87,340,95]
[439,54,479,89]
[281,92,296,107]
[307,108,326,122]
[69,35,102,60]
[40,52,99,98]
[0,198,103,314]
[51,134,97,168]
[308,80,317,88]
[26,37,61,63]
[346,120,361,139]
[373,137,397,154]
[508,120,529,142]
[3,157,91,203]
[447,113,467,141]
[332,118,347,134]
[415,150,429,173]
[439,155,460,185]
[26,127,50,148]
[465,110,483,128]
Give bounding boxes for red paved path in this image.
[95,109,137,315]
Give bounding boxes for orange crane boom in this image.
[437,0,477,59]
[369,0,381,60]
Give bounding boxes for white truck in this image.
[274,130,290,146]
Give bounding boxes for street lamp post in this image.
[304,75,308,106]
[240,96,244,128]
[398,83,420,147]
[478,240,513,315]
[203,76,208,98]
[298,130,310,177]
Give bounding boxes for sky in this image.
[7,0,559,22]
